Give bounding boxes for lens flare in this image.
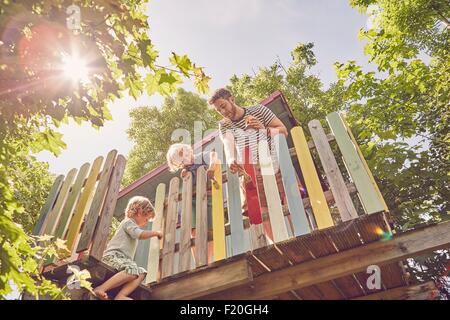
[375,226,392,241]
[61,53,89,84]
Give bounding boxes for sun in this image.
[61,53,90,84]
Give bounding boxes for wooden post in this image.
[65,156,103,254]
[179,172,193,273]
[32,175,64,236]
[53,163,90,240]
[308,120,358,222]
[291,126,333,229]
[326,112,388,214]
[258,139,289,242]
[42,168,78,236]
[161,177,180,278]
[90,155,126,260]
[77,150,117,252]
[194,167,208,267]
[211,160,226,261]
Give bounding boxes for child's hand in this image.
[206,167,215,179]
[154,231,163,239]
[181,169,188,178]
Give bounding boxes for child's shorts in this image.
[102,250,146,276]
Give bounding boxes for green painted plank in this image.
[42,168,78,236]
[327,112,387,214]
[53,163,90,240]
[32,175,64,236]
[77,150,117,252]
[274,134,310,236]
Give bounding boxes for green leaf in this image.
[170,53,192,76]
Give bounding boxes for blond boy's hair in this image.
[166,143,192,172]
[125,196,154,218]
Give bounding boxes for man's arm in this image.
[221,129,238,164]
[220,129,240,173]
[267,117,288,137]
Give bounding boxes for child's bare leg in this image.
[115,273,146,300]
[94,271,136,300]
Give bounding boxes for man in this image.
[208,88,289,241]
[208,88,288,171]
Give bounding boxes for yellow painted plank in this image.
[65,156,103,254]
[291,126,333,229]
[211,161,226,261]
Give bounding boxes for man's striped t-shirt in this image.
[218,104,277,163]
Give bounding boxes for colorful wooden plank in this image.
[248,223,267,250]
[274,134,310,236]
[194,166,208,267]
[32,175,64,236]
[90,154,126,259]
[77,150,117,252]
[42,168,78,236]
[65,156,103,253]
[211,160,226,261]
[226,165,249,256]
[242,146,263,225]
[326,112,388,214]
[174,226,181,275]
[179,172,193,273]
[134,221,152,269]
[308,120,358,222]
[258,139,289,243]
[146,183,166,284]
[161,177,180,278]
[291,127,333,229]
[53,163,90,240]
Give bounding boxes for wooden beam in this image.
[201,221,450,300]
[353,281,438,300]
[146,258,253,300]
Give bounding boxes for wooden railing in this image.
[137,112,389,284]
[34,112,388,287]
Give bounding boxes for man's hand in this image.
[229,160,242,174]
[245,115,265,131]
[206,167,215,179]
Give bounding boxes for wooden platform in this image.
[42,212,448,300]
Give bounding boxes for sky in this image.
[35,0,371,175]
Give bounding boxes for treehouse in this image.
[32,91,449,300]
